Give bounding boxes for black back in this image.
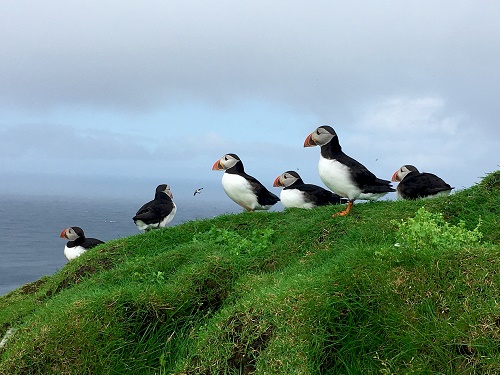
[66,227,104,249]
[283,172,347,206]
[398,171,453,199]
[133,190,175,224]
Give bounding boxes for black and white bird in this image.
[60,226,104,261]
[212,153,279,211]
[304,126,395,216]
[194,187,203,196]
[133,184,177,231]
[391,165,454,200]
[273,170,347,209]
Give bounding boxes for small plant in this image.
[193,226,275,256]
[131,270,166,284]
[391,207,483,252]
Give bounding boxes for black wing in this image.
[243,172,280,206]
[336,153,394,193]
[133,199,175,224]
[294,184,346,206]
[82,237,104,249]
[399,173,453,199]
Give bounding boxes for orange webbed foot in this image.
[332,201,353,217]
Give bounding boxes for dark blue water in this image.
[0,194,246,296]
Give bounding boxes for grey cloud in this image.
[1,0,499,124]
[0,124,152,160]
[0,0,499,196]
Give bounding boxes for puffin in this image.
[60,226,104,261]
[304,125,395,216]
[273,170,348,209]
[391,165,454,200]
[212,153,280,211]
[133,184,177,231]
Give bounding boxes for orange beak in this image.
[212,160,223,170]
[303,133,317,147]
[60,229,67,239]
[391,171,400,182]
[273,176,283,187]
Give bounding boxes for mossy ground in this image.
[1,171,500,375]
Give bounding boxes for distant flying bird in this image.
[391,165,454,200]
[60,226,104,261]
[194,187,203,196]
[133,184,177,231]
[212,153,280,211]
[304,126,395,216]
[273,170,348,209]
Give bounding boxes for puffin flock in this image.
[60,125,453,261]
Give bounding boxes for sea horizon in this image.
[0,187,278,296]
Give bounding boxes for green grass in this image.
[1,171,500,375]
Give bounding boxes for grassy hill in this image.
[1,171,500,375]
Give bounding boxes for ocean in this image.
[0,193,251,296]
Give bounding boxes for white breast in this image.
[318,156,388,201]
[160,203,177,226]
[397,188,451,200]
[395,188,404,200]
[318,156,360,200]
[64,245,87,261]
[431,190,452,198]
[280,189,315,209]
[222,173,260,210]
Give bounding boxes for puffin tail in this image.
[259,191,280,206]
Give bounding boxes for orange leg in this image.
[332,200,353,217]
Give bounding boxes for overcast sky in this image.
[1,0,499,200]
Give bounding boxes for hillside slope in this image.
[1,171,500,375]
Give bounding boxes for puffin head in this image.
[392,165,419,182]
[273,171,302,188]
[212,153,241,171]
[304,126,337,147]
[60,226,84,241]
[156,184,173,199]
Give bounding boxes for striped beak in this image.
[212,160,224,170]
[273,176,284,187]
[391,171,400,182]
[303,133,317,147]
